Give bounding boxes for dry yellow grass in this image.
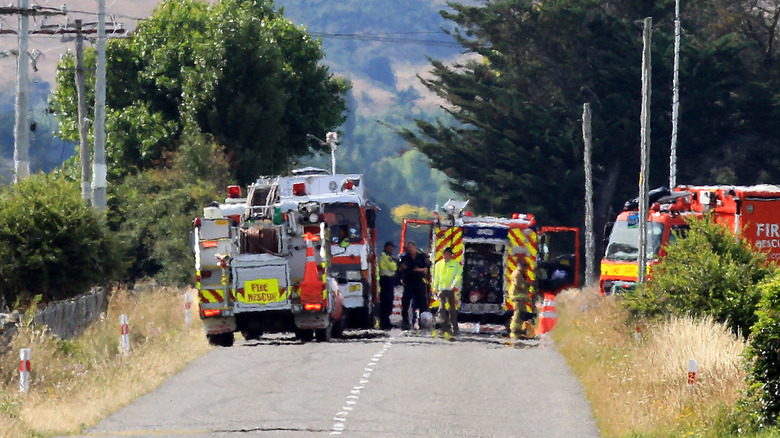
[0,284,211,438]
[551,286,746,437]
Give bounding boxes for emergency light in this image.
[293,182,307,196]
[304,303,323,311]
[227,185,242,198]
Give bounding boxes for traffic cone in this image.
[536,293,558,335]
[300,232,325,310]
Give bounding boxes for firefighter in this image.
[399,241,430,330]
[378,241,398,330]
[433,247,461,340]
[508,258,535,340]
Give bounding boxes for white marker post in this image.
[634,326,641,344]
[120,314,130,355]
[687,359,698,385]
[19,348,31,394]
[184,293,192,326]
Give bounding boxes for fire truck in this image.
[600,185,780,295]
[193,167,378,346]
[400,200,580,325]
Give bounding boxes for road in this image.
[70,329,600,438]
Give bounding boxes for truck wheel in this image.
[331,312,347,338]
[316,325,332,342]
[241,330,263,341]
[207,332,234,347]
[295,329,314,343]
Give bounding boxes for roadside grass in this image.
[551,287,749,437]
[0,284,211,438]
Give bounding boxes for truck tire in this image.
[207,332,234,347]
[241,330,263,341]
[294,329,314,343]
[331,312,347,338]
[315,325,332,342]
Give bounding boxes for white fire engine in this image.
[193,167,378,346]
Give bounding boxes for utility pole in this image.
[92,0,107,210]
[0,3,66,183]
[75,19,91,204]
[582,103,594,287]
[638,17,652,285]
[13,0,30,183]
[670,0,681,189]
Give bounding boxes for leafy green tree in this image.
[0,173,125,307]
[108,130,232,284]
[400,0,780,263]
[391,204,432,224]
[624,215,774,337]
[51,0,349,184]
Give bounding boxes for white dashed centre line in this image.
[329,337,394,435]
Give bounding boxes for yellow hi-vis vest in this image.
[434,259,462,291]
[379,252,397,277]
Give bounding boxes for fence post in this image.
[185,293,192,326]
[19,348,31,394]
[120,314,130,355]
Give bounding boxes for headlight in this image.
[346,271,362,281]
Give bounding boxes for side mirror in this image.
[366,209,376,229]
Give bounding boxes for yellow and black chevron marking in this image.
[198,289,225,303]
[504,228,538,311]
[435,226,464,263]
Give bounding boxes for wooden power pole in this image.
[75,19,91,203]
[638,17,652,285]
[582,103,594,287]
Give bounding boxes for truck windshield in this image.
[323,203,362,243]
[605,219,664,262]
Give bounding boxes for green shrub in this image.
[0,173,125,307]
[624,215,774,337]
[742,272,780,429]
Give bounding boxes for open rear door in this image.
[537,226,581,295]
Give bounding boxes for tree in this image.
[51,0,349,184]
[400,0,780,267]
[108,129,233,284]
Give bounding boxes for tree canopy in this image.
[51,0,350,184]
[401,0,780,252]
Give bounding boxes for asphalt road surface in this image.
[69,329,600,438]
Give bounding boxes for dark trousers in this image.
[379,276,395,329]
[402,281,428,325]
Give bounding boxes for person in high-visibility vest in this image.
[378,241,398,330]
[433,247,462,339]
[507,258,534,340]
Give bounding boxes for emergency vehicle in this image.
[400,200,580,325]
[600,185,780,295]
[193,167,378,346]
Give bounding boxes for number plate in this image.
[242,279,282,304]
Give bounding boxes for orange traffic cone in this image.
[536,292,558,335]
[300,232,325,311]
